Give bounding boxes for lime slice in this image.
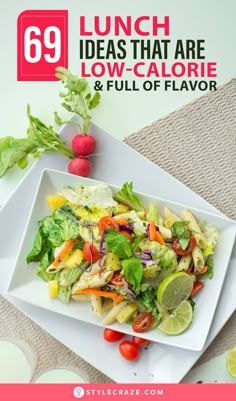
[157,271,194,310]
[158,300,193,335]
[226,346,236,379]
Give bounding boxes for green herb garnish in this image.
[171,221,191,250]
[55,67,100,134]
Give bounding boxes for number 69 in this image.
[24,26,61,63]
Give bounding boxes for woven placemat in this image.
[0,79,235,382]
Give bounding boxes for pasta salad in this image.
[27,182,218,335]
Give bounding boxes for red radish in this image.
[72,134,96,156]
[68,157,92,177]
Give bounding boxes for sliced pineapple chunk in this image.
[113,204,130,215]
[64,249,83,268]
[47,195,67,212]
[116,303,138,323]
[48,280,58,298]
[102,252,121,271]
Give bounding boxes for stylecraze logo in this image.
[17,10,68,81]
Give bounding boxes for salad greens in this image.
[55,66,100,134]
[41,207,80,245]
[121,257,143,291]
[104,229,132,259]
[136,288,162,327]
[27,205,79,264]
[146,202,160,224]
[27,181,218,336]
[0,106,75,178]
[113,182,145,212]
[171,221,191,250]
[198,256,214,279]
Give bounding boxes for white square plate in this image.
[1,121,236,382]
[7,168,236,351]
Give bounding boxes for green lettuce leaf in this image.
[26,230,44,263]
[121,257,143,290]
[113,182,144,211]
[35,249,59,282]
[104,228,132,259]
[198,256,214,279]
[159,249,177,270]
[39,206,80,247]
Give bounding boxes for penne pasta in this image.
[102,301,127,325]
[137,211,146,220]
[72,294,91,302]
[192,245,205,271]
[176,254,192,272]
[158,225,172,240]
[164,208,181,228]
[72,270,113,293]
[102,252,121,271]
[182,210,207,249]
[91,293,103,317]
[46,263,65,273]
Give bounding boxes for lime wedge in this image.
[226,346,236,379]
[158,300,193,335]
[157,271,194,310]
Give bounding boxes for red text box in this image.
[17,10,68,81]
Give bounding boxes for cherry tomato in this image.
[98,216,120,234]
[172,234,196,256]
[103,328,124,342]
[119,340,139,361]
[110,271,125,286]
[132,312,154,333]
[83,241,99,262]
[120,230,133,242]
[132,336,150,347]
[190,281,204,297]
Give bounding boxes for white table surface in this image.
[0,0,235,383]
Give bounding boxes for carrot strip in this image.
[149,221,157,241]
[196,265,208,274]
[75,288,118,299]
[156,231,165,246]
[187,266,208,275]
[53,239,76,267]
[113,294,125,305]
